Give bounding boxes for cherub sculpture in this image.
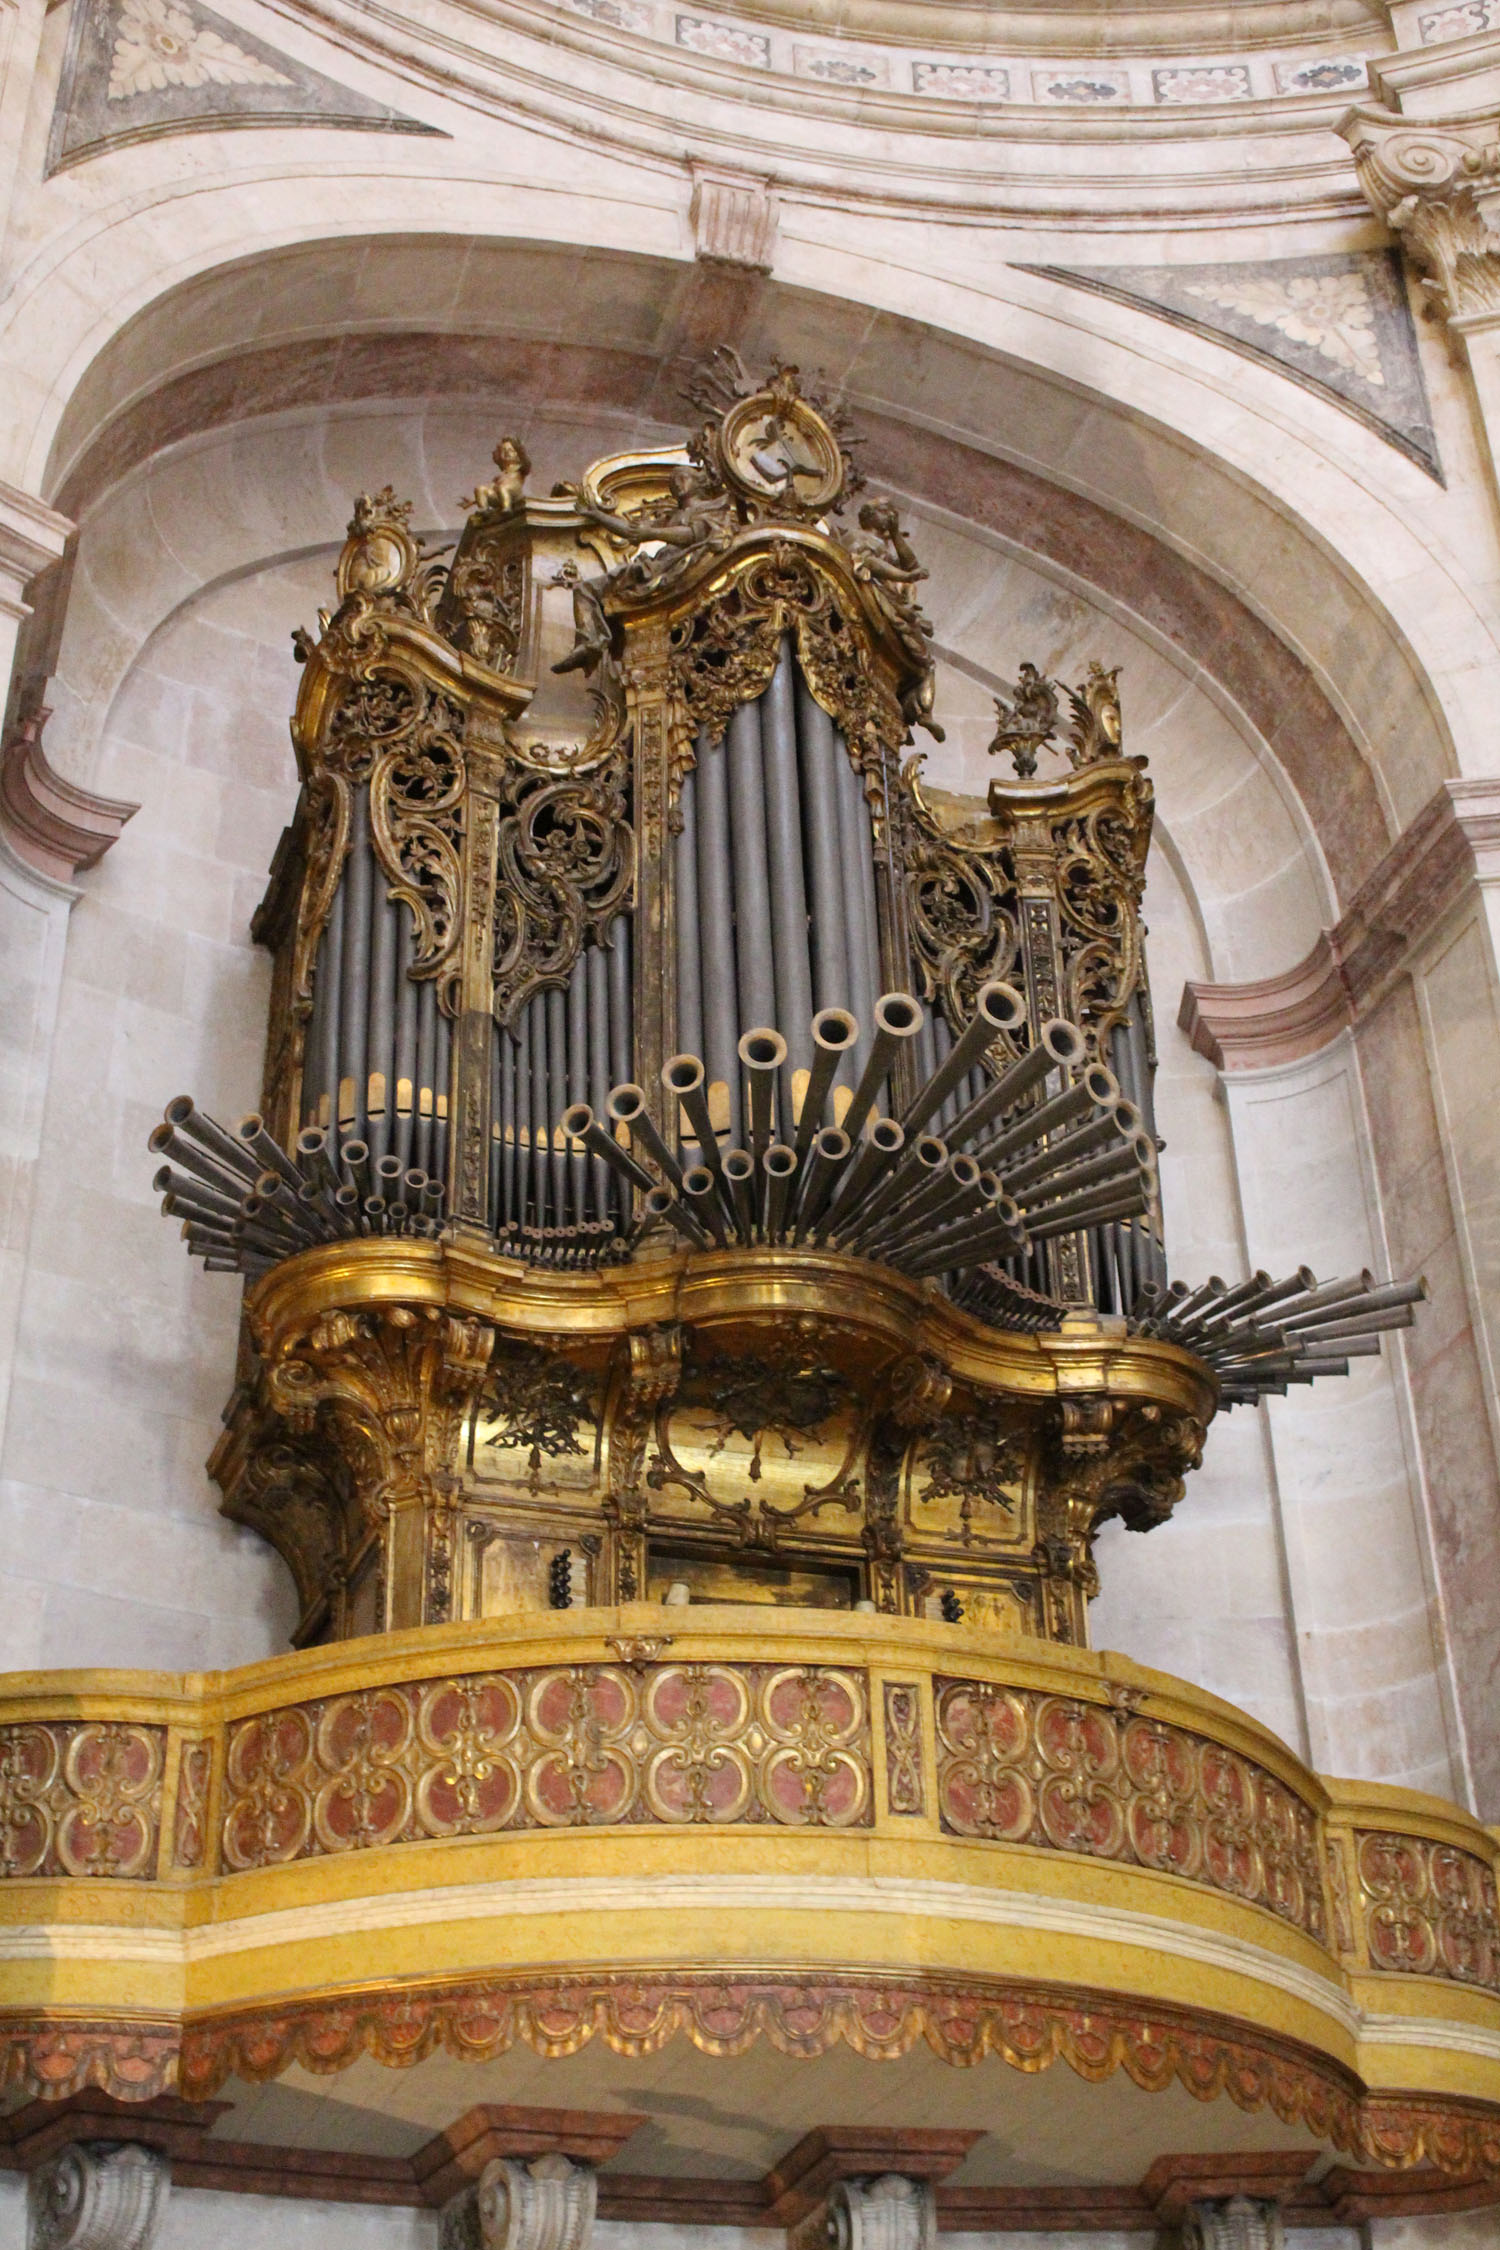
[463,436,530,519]
[550,561,612,678]
[851,499,944,741]
[988,663,1060,778]
[574,464,732,596]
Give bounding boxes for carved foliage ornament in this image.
[828,2177,937,2250]
[478,2154,595,2250]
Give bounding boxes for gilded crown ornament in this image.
[146,350,1423,1646]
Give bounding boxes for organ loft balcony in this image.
[2,352,1493,2242]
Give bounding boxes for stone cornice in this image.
[0,481,71,620]
[0,705,137,884]
[1181,778,1500,1069]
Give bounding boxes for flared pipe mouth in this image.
[738,1028,788,1070]
[606,1084,648,1125]
[811,1008,859,1053]
[562,1102,594,1138]
[974,980,1027,1034]
[662,1054,705,1094]
[873,992,923,1039]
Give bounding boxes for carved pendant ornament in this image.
[140,348,1422,1650]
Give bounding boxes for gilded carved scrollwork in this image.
[491,747,633,1027]
[1356,1830,1500,1990]
[0,1722,164,1880]
[262,1304,495,1548]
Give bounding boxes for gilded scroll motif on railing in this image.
[0,1722,164,1880]
[934,1680,1325,1941]
[1356,1830,1500,1990]
[220,1661,871,1869]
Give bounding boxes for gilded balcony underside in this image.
[2,1611,1499,2177]
[211,1237,1215,1647]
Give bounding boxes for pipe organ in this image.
[156,353,1421,1649]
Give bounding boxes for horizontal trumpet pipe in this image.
[1283,1303,1419,1344]
[723,1148,757,1242]
[1002,1109,1132,1191]
[235,1114,304,1194]
[153,1165,239,1222]
[562,1103,656,1198]
[943,1019,1087,1155]
[1262,1269,1375,1324]
[824,1117,905,1233]
[795,1008,859,1161]
[861,1152,979,1255]
[792,1126,850,1237]
[682,1164,728,1246]
[607,1084,684,1191]
[340,1139,372,1198]
[900,1200,1027,1275]
[845,1134,947,1247]
[162,1096,261,1184]
[901,980,1027,1138]
[645,1183,713,1250]
[295,1127,339,1195]
[1012,1142,1151,1209]
[662,1054,726,1182]
[1190,1267,1316,1335]
[764,1144,798,1242]
[1025,1183,1148,1239]
[148,1122,250,1200]
[841,993,925,1149]
[738,1028,786,1171]
[977,1063,1120,1169]
[1280,1276,1427,1331]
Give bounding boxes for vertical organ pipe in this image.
[693,730,738,1145]
[676,766,704,1071]
[760,641,814,1099]
[727,698,776,1036]
[433,1009,452,1196]
[393,905,418,1172]
[587,941,611,1220]
[414,978,436,1177]
[547,986,568,1220]
[530,992,550,1227]
[366,861,398,1166]
[834,743,880,1081]
[342,786,372,1141]
[514,1006,532,1225]
[567,969,588,1224]
[795,675,851,1067]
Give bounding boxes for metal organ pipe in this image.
[393,907,418,1172]
[727,697,777,1038]
[675,765,705,1069]
[760,642,815,1094]
[692,729,738,1146]
[794,673,850,1033]
[342,786,372,1141]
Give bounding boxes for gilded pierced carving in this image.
[1356,1830,1500,1989]
[478,1344,596,1492]
[934,1681,1326,1942]
[220,1660,871,1867]
[0,1722,164,1880]
[491,748,633,1027]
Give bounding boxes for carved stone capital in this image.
[1181,2196,1286,2250]
[827,2176,937,2250]
[1,705,137,885]
[27,2145,169,2250]
[1342,102,1500,324]
[690,163,778,270]
[477,2153,596,2250]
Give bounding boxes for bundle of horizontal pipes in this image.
[150,1097,446,1278]
[557,980,1155,1285]
[1129,1267,1427,1404]
[491,1219,632,1273]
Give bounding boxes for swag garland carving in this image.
[491,743,634,1028]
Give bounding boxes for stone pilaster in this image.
[26,2145,169,2250]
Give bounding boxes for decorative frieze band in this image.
[0,1722,165,1880]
